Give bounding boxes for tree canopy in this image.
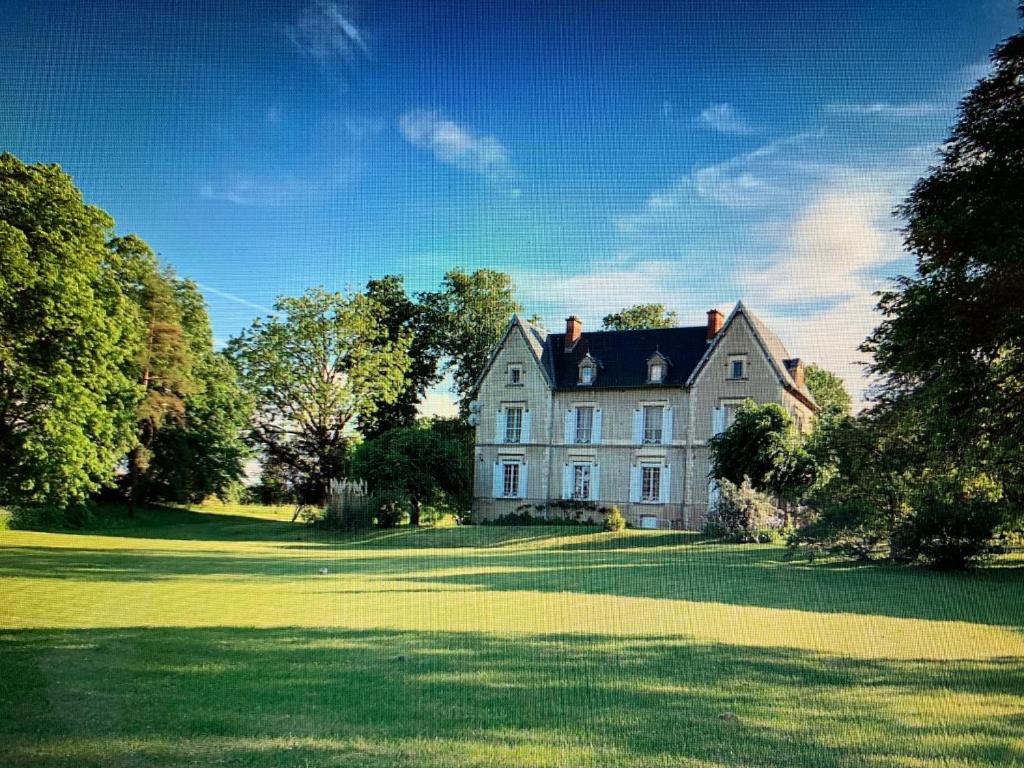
[865,12,1024,509]
[357,275,441,439]
[421,268,521,410]
[227,287,412,506]
[601,304,678,331]
[352,419,471,526]
[804,365,852,423]
[709,400,816,502]
[0,155,139,506]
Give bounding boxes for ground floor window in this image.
[641,465,661,502]
[572,463,591,500]
[502,462,520,497]
[640,515,658,529]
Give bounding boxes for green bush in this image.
[602,507,626,532]
[891,494,1008,569]
[6,502,91,530]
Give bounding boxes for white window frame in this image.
[642,405,663,445]
[640,464,661,503]
[502,461,521,498]
[728,355,747,380]
[579,364,594,385]
[508,364,523,385]
[572,463,592,501]
[722,398,745,430]
[575,406,594,444]
[649,361,665,383]
[505,406,523,444]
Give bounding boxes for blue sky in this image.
[2,0,1019,405]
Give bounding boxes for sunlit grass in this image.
[1,503,1022,767]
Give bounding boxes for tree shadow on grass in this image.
[1,626,1021,768]
[2,538,1023,629]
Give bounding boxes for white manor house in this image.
[469,303,818,529]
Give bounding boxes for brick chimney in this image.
[784,358,805,388]
[706,309,724,340]
[564,316,582,351]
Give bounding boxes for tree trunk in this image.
[409,499,421,527]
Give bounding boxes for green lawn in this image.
[1,504,1023,767]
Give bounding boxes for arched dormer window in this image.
[647,351,670,384]
[578,354,598,385]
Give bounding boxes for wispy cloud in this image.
[698,103,758,135]
[288,1,369,63]
[195,282,275,315]
[199,176,306,207]
[399,110,517,191]
[606,132,937,405]
[824,101,941,118]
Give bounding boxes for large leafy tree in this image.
[865,11,1024,508]
[227,288,412,506]
[143,280,251,503]
[357,275,441,439]
[601,304,677,331]
[107,235,195,509]
[0,155,139,506]
[804,365,852,423]
[421,268,521,410]
[352,419,471,526]
[709,400,816,503]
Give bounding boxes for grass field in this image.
[1,503,1023,768]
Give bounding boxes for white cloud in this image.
[610,132,935,407]
[739,182,908,406]
[699,103,758,135]
[399,110,516,188]
[288,2,369,63]
[824,102,940,118]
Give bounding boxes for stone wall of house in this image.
[472,312,816,530]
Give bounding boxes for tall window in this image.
[724,402,741,429]
[649,361,665,383]
[505,406,523,443]
[508,365,522,385]
[575,406,593,444]
[579,365,594,385]
[643,405,663,444]
[573,464,591,500]
[502,462,520,497]
[641,465,661,502]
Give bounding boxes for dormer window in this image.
[646,352,669,384]
[578,354,598,386]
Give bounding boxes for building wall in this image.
[472,314,814,530]
[472,323,553,516]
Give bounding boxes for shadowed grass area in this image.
[1,503,1023,767]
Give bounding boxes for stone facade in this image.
[471,303,817,530]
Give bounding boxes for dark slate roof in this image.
[545,326,710,390]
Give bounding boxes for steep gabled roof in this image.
[546,326,709,390]
[687,302,817,409]
[470,314,554,395]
